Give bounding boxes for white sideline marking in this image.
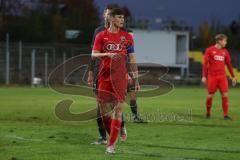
[6,135,43,142]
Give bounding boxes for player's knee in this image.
[130,92,136,100]
[113,106,122,113]
[207,94,214,98]
[99,103,110,115]
[130,96,136,101]
[112,110,122,119]
[221,92,228,97]
[130,99,136,106]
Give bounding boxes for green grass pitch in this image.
[0,87,240,160]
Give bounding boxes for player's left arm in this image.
[126,31,140,91]
[225,51,237,86]
[129,53,140,91]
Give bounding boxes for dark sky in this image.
[96,0,240,29]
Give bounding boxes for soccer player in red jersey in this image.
[202,34,237,120]
[92,8,139,154]
[88,4,144,145]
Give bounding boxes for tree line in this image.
[0,0,100,44]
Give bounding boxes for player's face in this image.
[103,9,111,22]
[218,38,227,48]
[112,15,125,28]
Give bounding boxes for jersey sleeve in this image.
[126,32,135,54]
[91,26,105,48]
[225,50,235,78]
[92,33,103,52]
[202,49,209,77]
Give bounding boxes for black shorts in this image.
[92,68,99,95]
[93,80,98,95]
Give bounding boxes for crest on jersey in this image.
[120,36,126,42]
[212,51,216,54]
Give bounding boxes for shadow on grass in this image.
[159,122,239,129]
[136,143,240,154]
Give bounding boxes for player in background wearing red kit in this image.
[202,34,237,120]
[92,8,139,154]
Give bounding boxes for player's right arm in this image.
[88,27,117,86]
[91,33,121,59]
[87,28,99,86]
[92,51,120,59]
[87,53,95,86]
[202,49,209,85]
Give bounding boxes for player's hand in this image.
[134,80,140,92]
[201,77,207,85]
[87,71,93,86]
[135,83,140,92]
[232,77,237,87]
[107,53,121,60]
[128,77,134,85]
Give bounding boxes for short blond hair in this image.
[215,34,227,42]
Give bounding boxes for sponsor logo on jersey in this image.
[104,42,123,52]
[214,55,224,61]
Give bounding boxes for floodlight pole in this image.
[31,49,36,87]
[5,32,10,85]
[44,52,48,86]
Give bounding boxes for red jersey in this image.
[92,29,134,82]
[202,45,235,77]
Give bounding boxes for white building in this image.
[133,29,189,76]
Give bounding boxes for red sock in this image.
[222,97,228,116]
[108,119,122,147]
[206,97,212,114]
[102,116,112,135]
